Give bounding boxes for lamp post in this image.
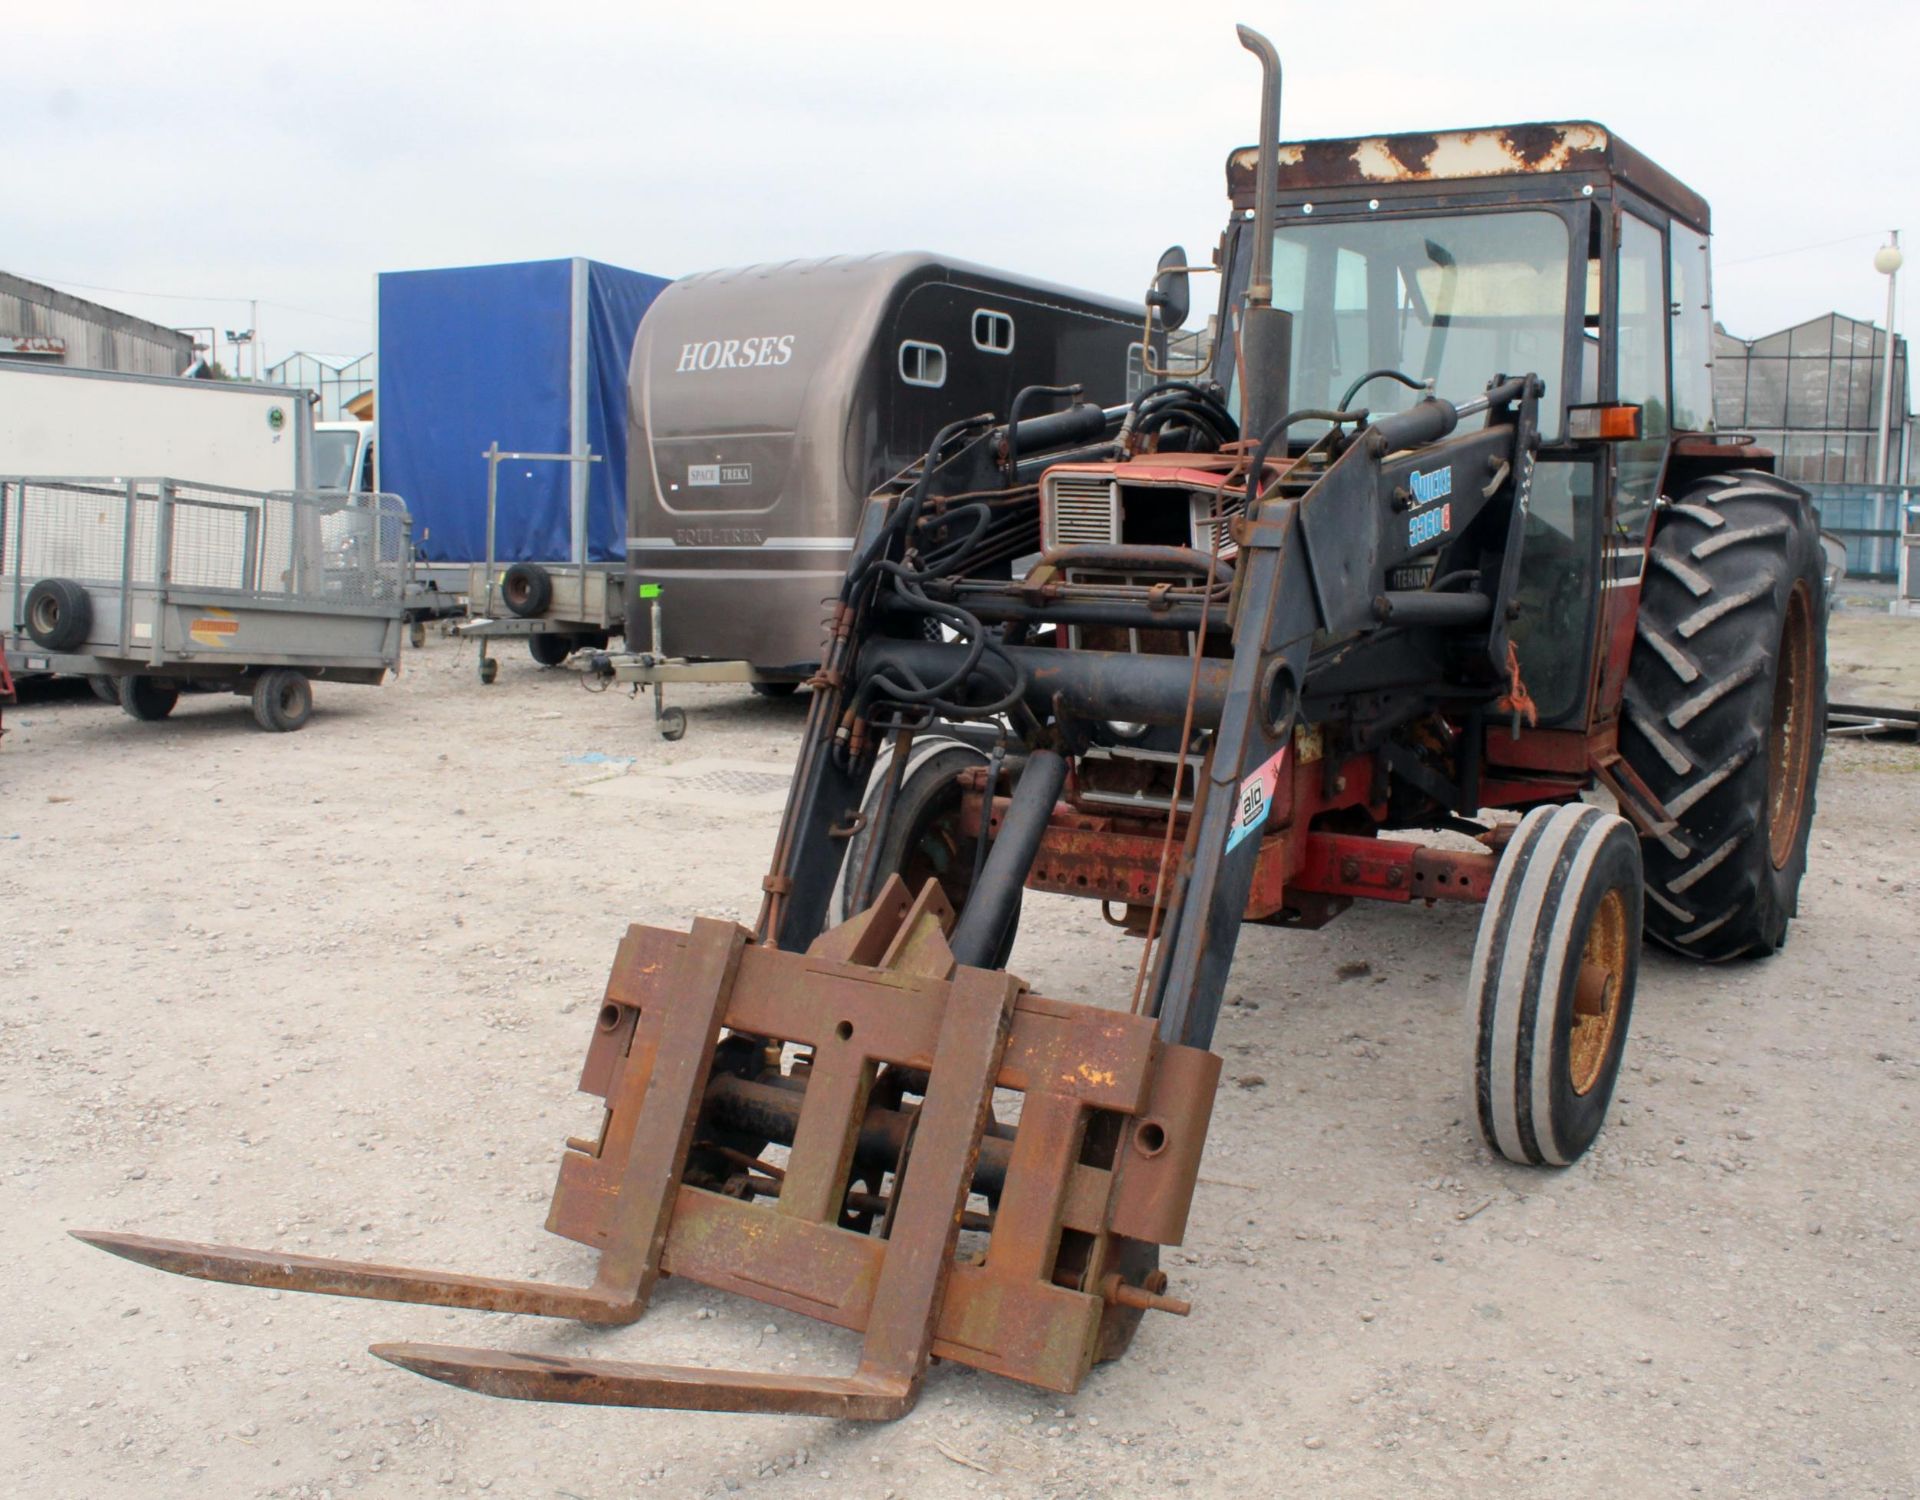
[1873,232,1902,487]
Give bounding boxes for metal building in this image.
[1713,313,1911,485]
[264,351,373,421]
[0,271,193,376]
[1714,313,1914,580]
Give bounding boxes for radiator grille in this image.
[1045,473,1119,549]
[1189,493,1243,558]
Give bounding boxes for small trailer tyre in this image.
[88,676,121,704]
[24,578,92,651]
[251,670,314,732]
[409,621,427,649]
[501,563,553,619]
[120,676,179,722]
[658,706,688,741]
[528,634,574,668]
[1468,803,1641,1168]
[478,657,499,685]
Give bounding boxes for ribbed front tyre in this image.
[1469,804,1642,1168]
[1621,472,1826,961]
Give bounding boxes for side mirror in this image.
[1148,245,1191,330]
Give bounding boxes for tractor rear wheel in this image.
[1468,803,1641,1167]
[1621,472,1826,961]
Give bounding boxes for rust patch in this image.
[1383,132,1440,177]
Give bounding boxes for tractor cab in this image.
[1193,123,1724,732]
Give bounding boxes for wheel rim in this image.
[505,578,528,607]
[899,785,981,912]
[1569,887,1628,1096]
[30,597,58,634]
[1765,581,1815,870]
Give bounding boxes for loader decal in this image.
[1225,745,1289,853]
[1408,502,1453,547]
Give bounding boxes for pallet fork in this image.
[80,876,1215,1417]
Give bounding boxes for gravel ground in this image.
[2,632,1916,1499]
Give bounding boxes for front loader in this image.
[79,25,1826,1420]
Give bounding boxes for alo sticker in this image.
[1225,746,1289,854]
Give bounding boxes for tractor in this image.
[81,25,1825,1421]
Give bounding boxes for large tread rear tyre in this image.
[1621,471,1826,961]
[1469,804,1641,1168]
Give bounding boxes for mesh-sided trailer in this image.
[2,476,409,731]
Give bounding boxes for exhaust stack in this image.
[1235,25,1294,450]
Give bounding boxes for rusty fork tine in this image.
[370,1344,915,1421]
[69,1232,637,1324]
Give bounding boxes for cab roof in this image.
[1227,122,1709,233]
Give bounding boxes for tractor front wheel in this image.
[1468,803,1641,1168]
[840,741,1019,968]
[1621,472,1826,960]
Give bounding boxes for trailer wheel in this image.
[658,707,687,741]
[250,669,313,731]
[1621,472,1826,960]
[409,621,427,650]
[87,676,120,704]
[120,676,179,722]
[840,742,1019,967]
[24,578,92,651]
[501,563,552,619]
[478,657,498,685]
[528,633,574,668]
[1468,803,1641,1168]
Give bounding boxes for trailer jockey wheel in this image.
[840,742,1020,969]
[1468,804,1642,1168]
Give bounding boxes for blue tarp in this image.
[378,258,670,564]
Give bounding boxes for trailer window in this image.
[1245,209,1573,440]
[972,310,1015,354]
[899,341,947,388]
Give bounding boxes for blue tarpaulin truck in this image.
[374,258,670,674]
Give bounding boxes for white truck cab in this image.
[313,420,373,493]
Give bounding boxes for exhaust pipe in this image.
[1235,26,1294,451]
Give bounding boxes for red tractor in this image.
[83,26,1824,1420]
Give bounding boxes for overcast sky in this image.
[8,0,1914,373]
